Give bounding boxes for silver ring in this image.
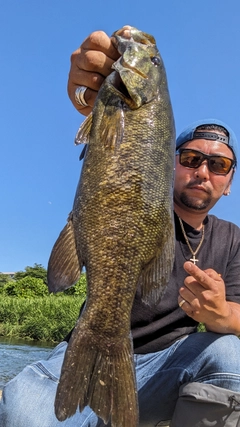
[179,299,186,308]
[75,86,88,107]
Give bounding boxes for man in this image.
[1,27,240,427]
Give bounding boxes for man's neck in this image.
[174,205,207,230]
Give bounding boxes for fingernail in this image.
[186,261,193,270]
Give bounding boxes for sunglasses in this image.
[176,148,236,175]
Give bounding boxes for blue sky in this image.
[1,0,240,272]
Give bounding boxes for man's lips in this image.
[186,184,211,195]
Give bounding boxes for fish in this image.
[47,25,175,427]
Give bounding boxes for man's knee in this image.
[204,333,240,372]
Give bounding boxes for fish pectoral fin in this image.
[139,222,175,305]
[47,215,82,293]
[100,106,124,150]
[55,322,138,427]
[75,112,93,145]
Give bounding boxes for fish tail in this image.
[55,328,138,427]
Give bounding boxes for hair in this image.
[196,124,229,137]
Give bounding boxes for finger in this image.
[68,50,115,110]
[81,30,120,60]
[183,262,222,290]
[68,71,102,114]
[179,285,200,308]
[68,82,98,116]
[178,297,186,308]
[204,268,223,281]
[69,56,106,89]
[68,32,120,115]
[75,49,117,77]
[70,31,120,81]
[68,54,109,114]
[178,296,195,318]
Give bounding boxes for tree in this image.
[14,264,47,284]
[0,273,11,287]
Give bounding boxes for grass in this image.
[0,295,84,342]
[0,292,207,343]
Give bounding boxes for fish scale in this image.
[47,26,175,426]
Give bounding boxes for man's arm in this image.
[178,261,240,336]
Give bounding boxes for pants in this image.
[1,332,240,426]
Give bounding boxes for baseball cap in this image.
[176,118,238,164]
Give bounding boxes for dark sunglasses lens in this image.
[209,157,233,174]
[179,151,203,168]
[179,150,233,175]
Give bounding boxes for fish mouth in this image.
[110,61,148,102]
[110,71,132,100]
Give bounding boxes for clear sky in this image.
[1,0,240,272]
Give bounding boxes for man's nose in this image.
[194,160,210,180]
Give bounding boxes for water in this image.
[0,337,54,389]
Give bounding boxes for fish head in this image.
[110,26,166,109]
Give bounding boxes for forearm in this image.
[204,301,240,336]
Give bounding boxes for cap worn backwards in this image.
[176,118,238,165]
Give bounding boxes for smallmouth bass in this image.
[48,25,175,427]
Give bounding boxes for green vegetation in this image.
[0,264,207,343]
[13,263,48,284]
[0,265,87,343]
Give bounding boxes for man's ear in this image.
[223,180,232,196]
[223,169,235,196]
[223,188,231,196]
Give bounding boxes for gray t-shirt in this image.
[131,213,240,353]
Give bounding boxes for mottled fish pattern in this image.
[47,26,175,427]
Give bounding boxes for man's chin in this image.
[180,195,211,211]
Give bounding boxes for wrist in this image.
[204,302,233,334]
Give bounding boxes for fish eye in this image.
[151,56,161,66]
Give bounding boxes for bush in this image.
[1,277,48,298]
[0,273,87,299]
[63,274,87,297]
[0,296,84,342]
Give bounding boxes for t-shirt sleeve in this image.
[224,223,240,303]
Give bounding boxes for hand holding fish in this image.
[68,29,120,115]
[178,261,240,334]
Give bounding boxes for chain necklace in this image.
[178,217,205,265]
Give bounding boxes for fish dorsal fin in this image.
[139,219,175,305]
[47,213,82,293]
[75,113,93,145]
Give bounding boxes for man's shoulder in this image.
[207,214,240,235]
[206,215,240,271]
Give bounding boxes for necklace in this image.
[178,217,205,265]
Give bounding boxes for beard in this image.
[179,191,212,211]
